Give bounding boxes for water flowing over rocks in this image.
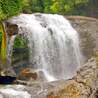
[67,16,98,61]
[5,15,98,67]
[1,15,98,98]
[0,85,31,98]
[6,14,82,81]
[0,57,97,98]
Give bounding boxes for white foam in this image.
[0,88,31,98]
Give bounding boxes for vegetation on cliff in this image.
[0,0,23,21]
[13,36,28,49]
[0,0,98,21]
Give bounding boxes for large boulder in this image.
[46,57,98,98]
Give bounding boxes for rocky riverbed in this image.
[0,57,98,98]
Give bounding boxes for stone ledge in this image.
[66,16,98,22]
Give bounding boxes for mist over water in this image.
[8,13,82,81]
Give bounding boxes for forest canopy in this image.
[0,0,23,21]
[0,0,98,21]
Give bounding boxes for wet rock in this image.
[1,67,16,77]
[0,57,97,98]
[16,68,47,82]
[17,68,38,81]
[0,76,16,84]
[5,22,18,37]
[67,16,98,61]
[46,57,98,98]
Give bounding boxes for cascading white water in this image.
[0,85,31,98]
[8,13,82,81]
[7,35,16,64]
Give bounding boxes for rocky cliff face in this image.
[67,16,98,61]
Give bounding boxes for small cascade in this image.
[7,35,16,64]
[8,13,83,81]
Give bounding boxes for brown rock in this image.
[46,57,98,98]
[5,22,18,37]
[18,68,38,81]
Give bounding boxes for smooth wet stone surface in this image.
[67,16,98,61]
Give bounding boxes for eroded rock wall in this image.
[67,16,98,61]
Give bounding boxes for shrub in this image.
[0,0,23,21]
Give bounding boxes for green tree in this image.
[22,0,32,13]
[1,0,98,20]
[50,0,89,15]
[44,0,52,13]
[29,0,44,13]
[0,0,24,21]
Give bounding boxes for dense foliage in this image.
[0,0,98,21]
[22,0,89,14]
[13,36,28,48]
[0,0,23,21]
[22,0,98,18]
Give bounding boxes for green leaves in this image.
[32,0,89,15]
[0,0,94,21]
[0,0,97,21]
[0,0,23,21]
[74,0,89,5]
[13,36,28,48]
[50,2,60,13]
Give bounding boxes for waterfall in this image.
[7,35,16,65]
[8,13,82,81]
